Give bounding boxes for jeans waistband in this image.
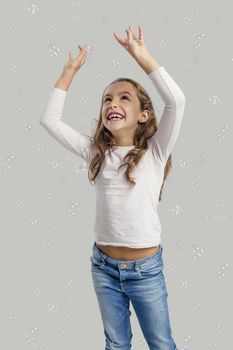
[92,242,163,268]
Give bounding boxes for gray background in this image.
[1,0,232,349]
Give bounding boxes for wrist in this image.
[62,66,77,78]
[54,69,76,91]
[136,54,160,74]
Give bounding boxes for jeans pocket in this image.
[138,260,164,279]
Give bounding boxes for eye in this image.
[104,95,130,103]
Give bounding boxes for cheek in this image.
[102,107,107,117]
[102,115,108,124]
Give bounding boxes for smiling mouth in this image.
[108,118,125,123]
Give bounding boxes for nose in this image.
[105,102,118,115]
[109,101,118,108]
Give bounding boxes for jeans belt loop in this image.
[98,252,107,265]
[134,261,140,271]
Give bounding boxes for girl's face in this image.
[101,82,149,144]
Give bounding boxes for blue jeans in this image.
[90,242,178,350]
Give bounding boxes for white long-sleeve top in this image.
[40,66,185,248]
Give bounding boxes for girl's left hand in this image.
[114,25,150,61]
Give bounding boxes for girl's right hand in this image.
[62,44,89,75]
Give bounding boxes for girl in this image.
[40,25,185,350]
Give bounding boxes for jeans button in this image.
[119,263,127,268]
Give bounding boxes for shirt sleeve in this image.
[147,66,186,164]
[39,87,95,163]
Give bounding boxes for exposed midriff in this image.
[96,243,160,261]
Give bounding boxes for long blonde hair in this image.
[88,77,172,201]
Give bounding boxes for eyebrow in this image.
[104,91,133,98]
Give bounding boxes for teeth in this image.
[108,114,124,120]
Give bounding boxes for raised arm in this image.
[114,25,186,163]
[147,66,186,163]
[40,44,95,163]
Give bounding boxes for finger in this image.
[68,51,73,60]
[128,26,137,40]
[80,56,86,65]
[78,44,88,52]
[126,27,133,42]
[79,46,88,55]
[114,32,122,43]
[138,25,143,41]
[114,32,126,46]
[79,45,87,52]
[73,47,86,61]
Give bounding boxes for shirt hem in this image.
[95,240,161,248]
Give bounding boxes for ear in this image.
[139,110,150,123]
